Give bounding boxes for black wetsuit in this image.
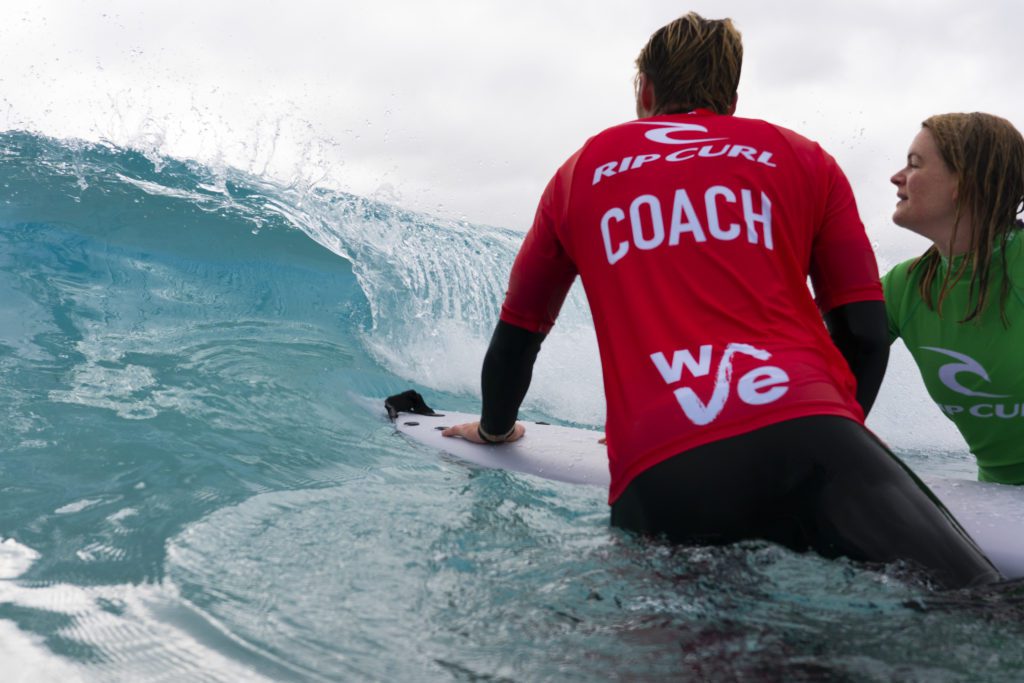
[480,301,1001,589]
[611,415,998,588]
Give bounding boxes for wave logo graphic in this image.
[651,343,789,425]
[630,121,727,146]
[921,346,1009,398]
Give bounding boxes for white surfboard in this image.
[390,408,1024,580]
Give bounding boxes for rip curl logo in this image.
[651,343,790,425]
[592,122,776,185]
[630,121,727,145]
[921,347,1009,398]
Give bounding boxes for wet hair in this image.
[634,12,742,115]
[910,113,1024,324]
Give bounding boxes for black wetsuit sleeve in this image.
[823,300,889,417]
[479,320,545,436]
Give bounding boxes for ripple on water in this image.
[158,461,1024,682]
[0,538,288,682]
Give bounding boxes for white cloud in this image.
[1,0,1022,250]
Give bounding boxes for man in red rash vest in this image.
[443,12,998,589]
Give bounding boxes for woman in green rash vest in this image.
[884,112,1024,484]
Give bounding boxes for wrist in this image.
[477,423,516,444]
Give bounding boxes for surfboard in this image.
[387,403,1024,580]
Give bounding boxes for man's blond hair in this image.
[635,12,743,115]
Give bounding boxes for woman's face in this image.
[891,127,960,245]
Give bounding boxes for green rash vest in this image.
[882,229,1024,484]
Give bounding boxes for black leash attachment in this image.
[385,390,443,422]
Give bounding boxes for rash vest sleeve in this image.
[499,155,580,333]
[809,153,884,314]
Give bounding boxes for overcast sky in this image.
[2,0,1022,264]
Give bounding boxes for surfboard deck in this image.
[390,408,1024,580]
[393,410,609,487]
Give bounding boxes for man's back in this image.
[502,111,880,499]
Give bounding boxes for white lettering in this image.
[654,343,787,426]
[737,366,790,404]
[669,189,705,245]
[666,148,698,162]
[728,145,758,161]
[600,208,628,264]
[601,185,774,265]
[699,144,730,158]
[630,153,661,170]
[593,161,617,185]
[594,141,779,185]
[651,346,713,383]
[705,186,740,241]
[673,384,727,426]
[629,195,665,250]
[672,343,771,425]
[741,189,773,250]
[970,404,994,418]
[996,403,1021,418]
[939,402,1024,418]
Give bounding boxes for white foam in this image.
[55,498,106,515]
[0,621,86,683]
[0,537,274,679]
[0,538,40,579]
[0,579,277,681]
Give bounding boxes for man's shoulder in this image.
[587,114,815,151]
[569,113,837,188]
[718,115,833,168]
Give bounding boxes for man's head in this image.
[635,12,742,117]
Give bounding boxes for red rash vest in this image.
[500,111,883,502]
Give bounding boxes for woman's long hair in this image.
[911,112,1024,324]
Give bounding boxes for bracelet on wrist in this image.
[477,423,516,444]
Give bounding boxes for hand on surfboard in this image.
[441,421,526,444]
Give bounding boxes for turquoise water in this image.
[1,131,1023,681]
